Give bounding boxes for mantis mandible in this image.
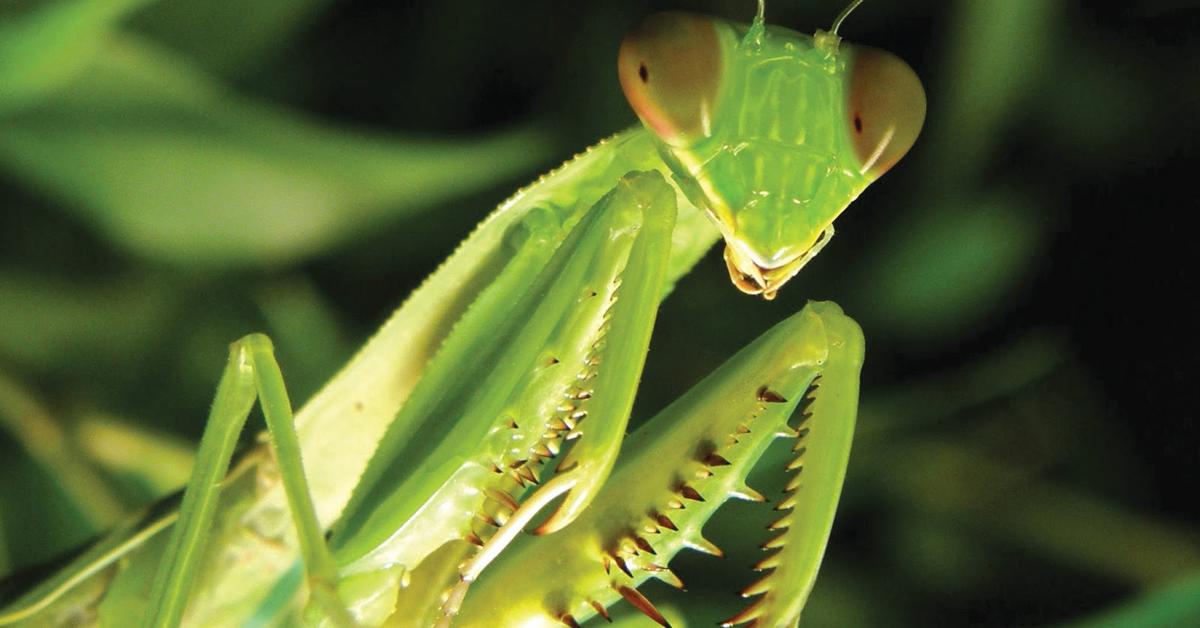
[0,1,923,626]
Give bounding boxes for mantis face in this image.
[619,11,926,298]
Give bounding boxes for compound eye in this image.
[618,12,722,146]
[846,46,926,177]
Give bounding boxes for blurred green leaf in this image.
[131,0,330,76]
[0,0,158,114]
[886,517,995,597]
[0,35,553,266]
[73,412,193,499]
[856,331,1066,439]
[0,373,124,530]
[0,271,176,372]
[922,0,1061,180]
[867,440,1200,587]
[851,192,1045,345]
[0,510,9,575]
[1068,572,1200,628]
[0,452,103,572]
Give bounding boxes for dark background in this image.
[1,0,1197,625]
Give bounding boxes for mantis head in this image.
[618,9,925,299]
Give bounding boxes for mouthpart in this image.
[723,225,834,300]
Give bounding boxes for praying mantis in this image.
[0,1,924,625]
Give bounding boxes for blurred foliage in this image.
[0,0,1197,626]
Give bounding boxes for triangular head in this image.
[619,9,925,298]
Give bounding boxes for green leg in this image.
[435,171,679,625]
[451,302,866,627]
[143,334,352,627]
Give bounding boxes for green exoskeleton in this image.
[619,1,923,298]
[0,2,922,626]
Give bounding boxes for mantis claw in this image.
[454,302,864,628]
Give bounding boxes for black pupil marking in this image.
[638,63,649,82]
[854,114,863,133]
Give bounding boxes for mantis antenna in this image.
[815,0,864,53]
[831,0,865,36]
[744,0,768,48]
